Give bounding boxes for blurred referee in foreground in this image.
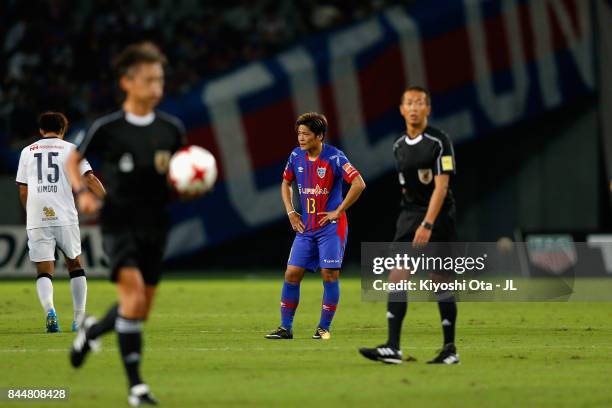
[66,42,189,406]
[359,86,459,365]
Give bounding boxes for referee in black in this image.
[66,42,189,406]
[360,86,459,365]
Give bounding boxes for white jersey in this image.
[16,137,92,230]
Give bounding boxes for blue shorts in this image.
[287,214,348,272]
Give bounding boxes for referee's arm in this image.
[413,174,449,246]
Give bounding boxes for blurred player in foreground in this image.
[265,112,366,340]
[16,112,105,333]
[66,42,188,406]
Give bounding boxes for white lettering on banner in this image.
[530,0,594,108]
[203,63,283,226]
[276,47,321,115]
[329,19,395,179]
[0,226,107,278]
[385,7,476,142]
[383,7,427,88]
[529,0,562,108]
[164,218,208,259]
[546,0,594,88]
[465,0,529,126]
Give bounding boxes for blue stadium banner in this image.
[75,0,594,258]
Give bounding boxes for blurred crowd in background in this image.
[0,0,403,149]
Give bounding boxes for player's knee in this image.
[321,269,339,282]
[284,267,303,284]
[121,293,147,318]
[66,256,83,271]
[35,261,54,275]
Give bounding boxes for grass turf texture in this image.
[1,274,611,408]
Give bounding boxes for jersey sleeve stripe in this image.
[78,110,123,154]
[157,111,187,137]
[423,134,444,175]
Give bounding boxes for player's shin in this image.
[386,290,407,350]
[436,291,457,346]
[319,280,339,330]
[116,315,144,388]
[88,303,119,339]
[36,273,55,315]
[280,281,300,329]
[69,269,87,324]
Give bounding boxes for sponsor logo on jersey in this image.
[317,167,326,178]
[43,207,56,217]
[42,207,58,222]
[441,155,454,171]
[299,184,329,196]
[154,150,171,175]
[418,168,433,184]
[30,144,39,151]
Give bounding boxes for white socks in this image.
[69,273,87,323]
[36,275,55,315]
[36,272,88,322]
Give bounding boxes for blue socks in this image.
[319,281,340,330]
[280,282,300,329]
[279,280,340,331]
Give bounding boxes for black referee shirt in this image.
[77,110,186,228]
[393,125,456,213]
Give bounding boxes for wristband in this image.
[287,210,296,216]
[421,221,433,230]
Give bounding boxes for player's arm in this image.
[18,184,27,210]
[15,152,28,210]
[318,174,366,226]
[282,178,305,233]
[414,132,455,246]
[83,171,106,199]
[66,149,100,214]
[413,174,449,245]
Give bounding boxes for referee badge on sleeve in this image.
[441,155,454,171]
[418,168,433,184]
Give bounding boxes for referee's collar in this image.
[405,134,423,145]
[125,111,155,126]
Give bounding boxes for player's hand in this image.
[318,209,342,226]
[77,190,100,215]
[289,212,305,233]
[412,225,432,248]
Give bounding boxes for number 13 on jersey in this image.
[306,198,316,214]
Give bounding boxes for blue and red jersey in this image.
[282,144,360,232]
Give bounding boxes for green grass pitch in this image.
[1,273,611,407]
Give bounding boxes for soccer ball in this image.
[169,146,217,195]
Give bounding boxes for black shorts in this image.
[102,227,167,286]
[393,207,457,243]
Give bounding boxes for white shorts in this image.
[27,225,82,262]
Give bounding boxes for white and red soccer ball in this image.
[169,146,217,195]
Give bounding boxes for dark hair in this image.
[112,42,167,78]
[38,111,69,134]
[295,112,328,139]
[400,86,431,105]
